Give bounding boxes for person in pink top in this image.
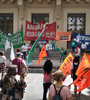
[48,70,73,100]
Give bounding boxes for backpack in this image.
[44,72,51,83]
[52,84,64,100]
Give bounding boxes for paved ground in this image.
[22,73,90,100]
[4,50,90,100]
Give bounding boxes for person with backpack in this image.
[43,60,55,100]
[49,70,73,100]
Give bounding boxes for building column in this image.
[18,0,24,29]
[55,0,61,30]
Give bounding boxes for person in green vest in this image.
[72,39,76,52]
[60,47,65,63]
[52,40,55,50]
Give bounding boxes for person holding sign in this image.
[21,43,27,60]
[71,56,80,96]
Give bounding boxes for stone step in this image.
[28,67,59,73]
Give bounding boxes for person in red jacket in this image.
[12,52,28,77]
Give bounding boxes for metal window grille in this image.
[31,13,49,24]
[0,13,13,34]
[67,13,86,34]
[67,13,86,49]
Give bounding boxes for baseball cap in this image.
[16,52,23,55]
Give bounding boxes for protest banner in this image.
[0,27,24,48]
[56,31,71,41]
[76,53,90,77]
[0,30,9,48]
[10,26,24,48]
[25,21,56,41]
[58,53,74,76]
[74,33,90,50]
[73,68,90,92]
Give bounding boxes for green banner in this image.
[0,27,24,48]
[0,30,9,48]
[11,27,24,48]
[27,24,46,65]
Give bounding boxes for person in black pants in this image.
[71,56,80,96]
[43,60,54,100]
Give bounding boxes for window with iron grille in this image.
[67,13,86,49]
[0,13,13,34]
[67,13,86,34]
[31,13,49,24]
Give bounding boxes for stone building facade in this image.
[0,0,90,49]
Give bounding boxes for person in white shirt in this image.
[0,51,7,79]
[81,42,87,56]
[46,41,50,56]
[21,43,27,60]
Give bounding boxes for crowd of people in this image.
[0,51,28,100]
[0,39,89,100]
[72,40,87,57]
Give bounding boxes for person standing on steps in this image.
[59,47,65,63]
[46,41,50,57]
[52,40,55,50]
[21,43,27,60]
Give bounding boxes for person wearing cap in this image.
[12,52,28,78]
